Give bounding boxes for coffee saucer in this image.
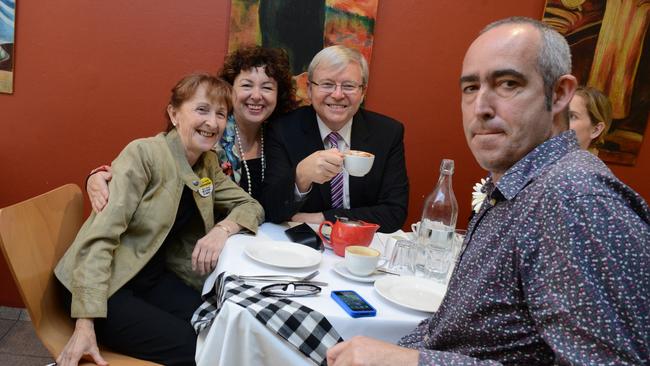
[332,262,387,283]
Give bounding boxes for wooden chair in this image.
[0,184,159,365]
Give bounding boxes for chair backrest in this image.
[0,184,160,365]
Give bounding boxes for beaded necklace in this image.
[234,124,265,196]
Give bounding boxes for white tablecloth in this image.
[195,223,430,366]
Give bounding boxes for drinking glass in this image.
[387,239,416,275]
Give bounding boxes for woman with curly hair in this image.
[216,45,298,199]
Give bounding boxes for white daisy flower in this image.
[471,178,488,213]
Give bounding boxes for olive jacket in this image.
[55,129,264,318]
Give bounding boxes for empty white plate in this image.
[374,276,446,313]
[244,240,322,269]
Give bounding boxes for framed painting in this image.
[228,0,379,105]
[0,0,15,94]
[543,0,650,165]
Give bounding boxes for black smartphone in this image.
[285,223,323,251]
[331,290,377,318]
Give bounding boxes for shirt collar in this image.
[316,115,353,148]
[494,130,580,201]
[165,128,205,189]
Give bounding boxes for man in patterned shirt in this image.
[326,16,649,366]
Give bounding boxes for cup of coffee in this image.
[344,150,374,177]
[410,221,420,235]
[344,245,380,276]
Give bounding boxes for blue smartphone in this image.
[331,290,377,318]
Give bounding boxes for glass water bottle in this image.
[416,159,458,282]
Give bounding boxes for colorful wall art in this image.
[543,0,650,165]
[228,0,379,105]
[0,0,15,94]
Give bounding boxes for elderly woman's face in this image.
[569,95,602,150]
[232,66,278,126]
[168,83,228,164]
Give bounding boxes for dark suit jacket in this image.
[262,106,409,233]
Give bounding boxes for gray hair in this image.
[482,17,572,110]
[307,45,369,85]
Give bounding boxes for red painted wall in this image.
[1,1,646,306]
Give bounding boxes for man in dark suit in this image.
[262,45,408,233]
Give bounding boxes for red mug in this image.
[318,219,380,257]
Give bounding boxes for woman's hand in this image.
[56,318,108,366]
[192,220,241,275]
[87,169,112,213]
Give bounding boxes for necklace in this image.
[234,124,265,196]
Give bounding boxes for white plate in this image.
[374,276,446,313]
[244,240,322,269]
[332,262,387,283]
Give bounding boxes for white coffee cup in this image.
[344,245,380,276]
[411,221,421,236]
[344,150,374,177]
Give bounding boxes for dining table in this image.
[194,222,444,366]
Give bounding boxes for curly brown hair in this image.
[219,45,298,120]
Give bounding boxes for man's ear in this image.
[552,74,577,116]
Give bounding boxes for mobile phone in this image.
[331,290,376,318]
[285,223,323,251]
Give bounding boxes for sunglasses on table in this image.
[260,282,322,297]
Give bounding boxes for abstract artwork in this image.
[543,0,650,165]
[0,0,15,94]
[228,0,379,105]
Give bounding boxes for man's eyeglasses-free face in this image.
[309,80,365,95]
[260,282,322,297]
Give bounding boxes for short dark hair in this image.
[219,45,298,119]
[482,17,572,111]
[165,73,232,132]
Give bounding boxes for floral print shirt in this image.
[398,131,650,365]
[215,115,241,184]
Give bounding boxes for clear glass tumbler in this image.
[388,239,416,275]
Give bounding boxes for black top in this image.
[126,186,198,291]
[239,158,263,201]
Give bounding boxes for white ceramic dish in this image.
[332,261,387,283]
[374,276,446,313]
[244,240,322,269]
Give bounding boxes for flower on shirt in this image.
[472,178,488,213]
[221,161,233,177]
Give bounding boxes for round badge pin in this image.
[198,177,213,197]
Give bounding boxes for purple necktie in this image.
[327,132,344,209]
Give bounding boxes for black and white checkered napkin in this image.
[192,272,343,366]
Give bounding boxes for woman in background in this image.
[55,74,263,366]
[569,86,613,155]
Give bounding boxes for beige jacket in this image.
[55,130,264,318]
